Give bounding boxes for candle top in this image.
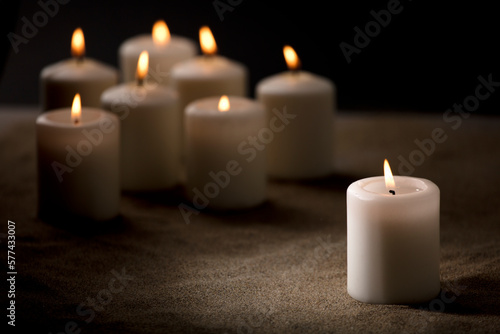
[119,34,197,56]
[170,55,247,79]
[186,95,264,117]
[256,70,334,95]
[348,176,439,200]
[41,58,118,82]
[101,82,178,108]
[36,107,111,128]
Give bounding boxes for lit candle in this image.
[40,28,118,111]
[346,159,440,304]
[101,50,181,191]
[118,20,197,85]
[184,95,266,210]
[36,94,120,221]
[255,45,336,179]
[170,26,248,115]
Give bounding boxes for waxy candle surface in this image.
[347,175,440,304]
[40,29,118,111]
[101,82,180,191]
[256,69,335,179]
[184,96,266,210]
[171,55,247,114]
[36,108,120,220]
[119,34,197,84]
[41,58,118,111]
[171,26,247,115]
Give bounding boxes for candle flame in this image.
[384,159,396,193]
[136,50,149,82]
[71,28,85,58]
[199,26,217,56]
[152,20,170,46]
[71,93,81,125]
[218,95,230,112]
[283,45,300,71]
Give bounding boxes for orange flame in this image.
[71,93,81,125]
[152,20,170,46]
[71,28,85,58]
[283,45,300,71]
[136,50,149,82]
[218,95,230,112]
[199,26,217,56]
[384,159,396,193]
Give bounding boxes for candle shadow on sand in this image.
[37,212,131,236]
[269,171,361,192]
[118,186,311,230]
[121,184,186,206]
[405,276,500,316]
[189,200,314,230]
[38,171,361,234]
[169,171,359,229]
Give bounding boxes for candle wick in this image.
[389,190,396,195]
[75,55,84,64]
[137,78,144,87]
[74,119,80,125]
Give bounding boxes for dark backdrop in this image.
[1,0,500,114]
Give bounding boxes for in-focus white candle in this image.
[40,28,118,111]
[347,159,440,304]
[184,95,266,210]
[256,46,335,179]
[171,26,247,115]
[37,94,120,221]
[118,20,197,85]
[101,51,181,191]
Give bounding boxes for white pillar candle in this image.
[256,46,335,179]
[347,159,440,304]
[184,95,266,210]
[36,94,120,221]
[118,20,197,85]
[101,51,180,191]
[40,28,118,111]
[170,26,248,114]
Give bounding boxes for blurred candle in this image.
[171,26,248,115]
[184,95,266,210]
[346,159,440,304]
[36,94,120,221]
[101,51,181,191]
[119,20,197,85]
[40,28,118,111]
[256,45,336,179]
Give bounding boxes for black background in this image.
[1,0,500,114]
